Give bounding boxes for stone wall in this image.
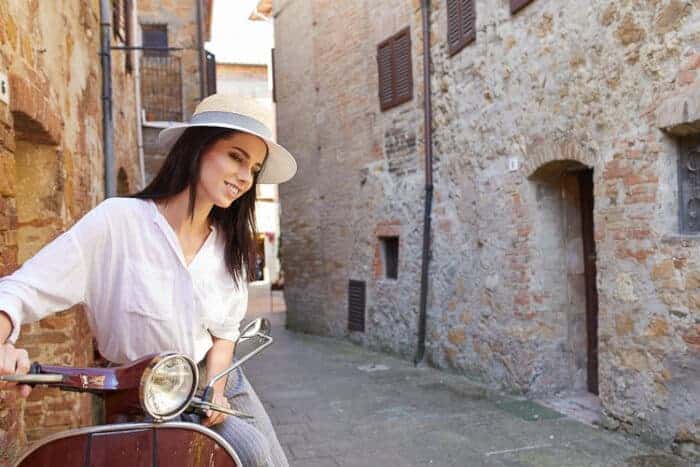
[0,0,140,462]
[276,0,700,459]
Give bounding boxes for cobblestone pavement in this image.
[244,292,694,467]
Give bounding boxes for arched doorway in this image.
[530,160,598,395]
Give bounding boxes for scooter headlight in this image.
[139,353,198,421]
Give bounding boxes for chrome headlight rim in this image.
[139,352,199,422]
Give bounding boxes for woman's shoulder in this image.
[91,197,152,223]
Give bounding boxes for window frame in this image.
[376,27,413,112]
[678,135,700,234]
[447,0,476,57]
[141,24,169,57]
[379,236,400,280]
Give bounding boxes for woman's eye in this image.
[229,152,241,161]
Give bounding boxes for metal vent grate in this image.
[348,280,366,332]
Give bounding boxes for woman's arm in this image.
[0,310,31,397]
[203,335,236,426]
[0,201,111,397]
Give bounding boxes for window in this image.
[379,236,399,279]
[679,135,700,234]
[447,0,476,56]
[142,24,168,56]
[377,27,413,111]
[510,0,534,14]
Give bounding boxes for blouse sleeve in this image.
[208,280,248,342]
[0,201,109,343]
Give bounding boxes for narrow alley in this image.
[245,289,692,467]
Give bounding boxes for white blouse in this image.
[0,198,247,364]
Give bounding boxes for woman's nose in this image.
[237,164,253,183]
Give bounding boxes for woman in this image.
[0,94,296,466]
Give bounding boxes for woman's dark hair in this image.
[133,126,264,286]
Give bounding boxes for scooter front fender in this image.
[14,422,241,467]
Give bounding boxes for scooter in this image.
[0,318,274,466]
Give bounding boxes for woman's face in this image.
[197,132,267,208]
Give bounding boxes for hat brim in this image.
[158,123,297,184]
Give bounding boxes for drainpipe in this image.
[195,0,206,99]
[99,0,116,198]
[414,0,433,365]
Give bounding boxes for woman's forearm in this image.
[205,336,236,395]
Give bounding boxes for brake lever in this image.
[190,396,254,419]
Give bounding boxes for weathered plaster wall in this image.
[0,0,140,461]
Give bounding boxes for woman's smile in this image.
[224,180,241,198]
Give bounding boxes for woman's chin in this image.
[214,196,237,209]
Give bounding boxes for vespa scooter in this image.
[1,318,274,467]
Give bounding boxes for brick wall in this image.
[277,0,700,459]
[0,0,140,463]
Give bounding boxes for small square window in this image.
[379,236,399,279]
[142,24,168,56]
[678,135,700,234]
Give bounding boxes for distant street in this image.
[244,288,693,467]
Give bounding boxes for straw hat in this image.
[158,94,297,184]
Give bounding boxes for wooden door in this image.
[578,169,599,394]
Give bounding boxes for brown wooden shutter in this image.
[510,0,534,14]
[377,39,394,110]
[392,29,412,106]
[447,0,476,56]
[124,0,133,72]
[112,0,127,42]
[377,27,413,111]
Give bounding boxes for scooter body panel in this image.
[14,422,240,467]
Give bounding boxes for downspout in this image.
[99,0,116,198]
[414,0,433,365]
[195,0,206,99]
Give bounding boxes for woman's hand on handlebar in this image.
[0,342,31,398]
[202,391,230,427]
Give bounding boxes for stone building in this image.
[275,0,700,459]
[0,0,142,461]
[211,1,281,285]
[217,60,281,284]
[139,0,215,182]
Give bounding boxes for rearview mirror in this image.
[206,318,274,390]
[239,318,271,341]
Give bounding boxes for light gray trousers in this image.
[201,366,289,467]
